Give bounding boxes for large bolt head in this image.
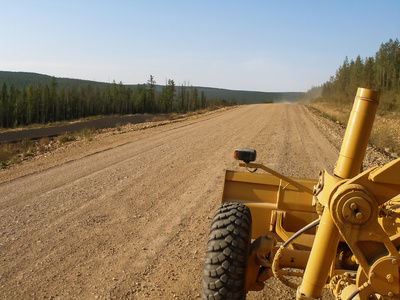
[386,274,394,283]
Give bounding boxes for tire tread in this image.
[201,202,252,300]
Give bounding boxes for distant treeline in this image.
[300,38,400,111]
[0,75,238,128]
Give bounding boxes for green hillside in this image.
[0,71,300,104]
[0,71,107,90]
[0,71,302,129]
[193,86,300,103]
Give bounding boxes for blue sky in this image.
[1,1,399,92]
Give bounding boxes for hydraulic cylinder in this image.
[334,88,380,179]
[297,88,380,299]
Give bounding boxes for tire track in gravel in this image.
[0,111,229,208]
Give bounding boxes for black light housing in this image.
[233,149,257,163]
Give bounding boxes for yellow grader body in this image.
[201,88,400,300]
[222,167,318,242]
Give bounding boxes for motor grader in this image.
[201,88,400,300]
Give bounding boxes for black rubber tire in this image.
[201,202,252,300]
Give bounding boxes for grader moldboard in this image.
[201,88,400,300]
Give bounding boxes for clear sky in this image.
[1,0,399,92]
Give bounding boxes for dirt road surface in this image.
[1,104,343,299]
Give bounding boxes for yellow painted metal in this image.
[330,183,400,273]
[240,162,314,195]
[222,169,317,239]
[217,87,400,298]
[369,157,400,185]
[245,235,276,291]
[343,167,400,206]
[341,285,360,300]
[369,257,400,296]
[313,170,343,207]
[272,211,316,250]
[328,163,400,297]
[298,88,381,299]
[278,248,310,270]
[334,88,380,179]
[380,196,400,236]
[297,206,341,299]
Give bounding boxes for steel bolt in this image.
[388,291,394,297]
[350,203,358,210]
[386,274,394,283]
[356,212,363,220]
[392,259,398,265]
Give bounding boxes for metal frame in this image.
[221,88,400,299]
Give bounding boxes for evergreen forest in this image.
[0,75,233,129]
[300,38,400,112]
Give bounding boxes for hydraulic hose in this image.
[272,218,321,288]
[282,218,320,248]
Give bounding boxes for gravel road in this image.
[0,103,387,299]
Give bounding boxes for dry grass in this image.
[0,140,33,168]
[309,102,400,157]
[0,129,97,168]
[370,111,400,155]
[151,107,224,123]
